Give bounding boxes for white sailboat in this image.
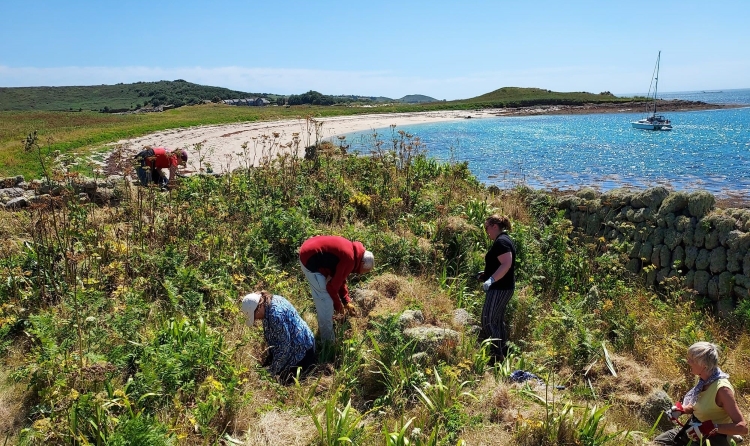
[631,51,672,131]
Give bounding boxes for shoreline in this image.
[108,101,744,175]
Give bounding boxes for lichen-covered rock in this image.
[664,228,682,250]
[735,274,750,289]
[725,230,744,251]
[657,191,689,217]
[557,195,581,211]
[625,207,636,222]
[704,230,720,250]
[687,191,715,218]
[403,326,460,353]
[707,276,720,301]
[648,227,666,246]
[663,213,677,229]
[733,286,748,300]
[399,310,425,328]
[627,258,642,273]
[585,214,602,236]
[660,246,671,270]
[674,215,692,232]
[672,246,685,270]
[569,211,581,227]
[640,389,675,431]
[633,187,670,210]
[695,249,710,271]
[351,289,382,314]
[629,241,642,259]
[693,223,707,248]
[657,267,670,284]
[684,246,699,269]
[727,249,743,273]
[601,188,633,207]
[584,285,601,308]
[0,187,25,203]
[709,247,727,274]
[4,196,28,209]
[651,245,663,268]
[684,270,695,289]
[452,309,473,327]
[632,207,654,223]
[576,187,600,200]
[636,223,653,242]
[640,241,654,262]
[693,271,710,295]
[715,216,737,246]
[718,271,733,298]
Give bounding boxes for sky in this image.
[1,0,749,100]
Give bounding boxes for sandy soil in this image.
[111,110,500,174]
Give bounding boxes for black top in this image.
[483,233,516,290]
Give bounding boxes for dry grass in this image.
[242,409,316,446]
[489,191,533,226]
[0,351,33,443]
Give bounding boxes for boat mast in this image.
[652,51,661,117]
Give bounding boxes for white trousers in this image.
[300,261,335,342]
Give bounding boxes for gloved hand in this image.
[686,420,717,441]
[475,271,485,282]
[483,276,495,291]
[344,302,358,317]
[665,402,685,425]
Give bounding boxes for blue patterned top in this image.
[262,295,315,376]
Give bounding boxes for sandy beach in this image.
[113,109,500,174]
[111,100,733,175]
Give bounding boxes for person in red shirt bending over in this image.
[134,146,188,188]
[299,235,374,342]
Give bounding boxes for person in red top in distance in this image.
[134,146,188,188]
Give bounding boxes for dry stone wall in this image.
[0,175,127,209]
[558,186,750,316]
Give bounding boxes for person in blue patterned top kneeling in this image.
[241,290,316,384]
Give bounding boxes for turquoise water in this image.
[343,89,750,198]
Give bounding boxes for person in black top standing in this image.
[477,214,516,362]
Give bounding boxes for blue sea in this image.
[343,88,750,199]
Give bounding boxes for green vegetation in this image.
[1,126,748,445]
[454,87,634,108]
[0,80,271,112]
[399,94,439,104]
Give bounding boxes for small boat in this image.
[632,51,672,131]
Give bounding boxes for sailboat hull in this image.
[631,119,672,130]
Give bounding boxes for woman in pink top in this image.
[656,341,747,445]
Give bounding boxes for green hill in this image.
[398,94,438,103]
[456,86,628,107]
[0,80,268,112]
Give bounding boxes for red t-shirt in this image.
[150,147,178,169]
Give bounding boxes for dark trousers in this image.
[654,417,730,446]
[278,347,317,384]
[480,288,514,359]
